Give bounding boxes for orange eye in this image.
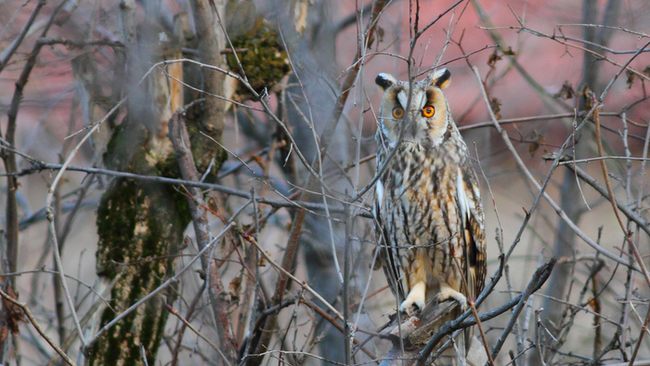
[392,107,404,119]
[422,106,435,117]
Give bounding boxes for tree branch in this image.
[168,110,238,365]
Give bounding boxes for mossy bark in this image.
[89,108,188,362]
[89,20,225,364]
[92,177,188,366]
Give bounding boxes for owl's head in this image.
[375,68,452,149]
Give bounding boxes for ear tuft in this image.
[376,73,397,91]
[431,68,451,89]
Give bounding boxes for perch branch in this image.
[36,37,124,48]
[415,259,555,366]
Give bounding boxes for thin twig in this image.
[548,157,650,237]
[164,302,229,362]
[83,223,234,355]
[488,261,556,361]
[470,66,638,270]
[416,259,554,366]
[0,288,77,366]
[298,298,377,360]
[590,95,650,365]
[2,160,372,217]
[236,229,344,321]
[503,25,650,81]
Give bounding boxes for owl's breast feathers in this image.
[374,128,486,304]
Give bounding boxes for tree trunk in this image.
[91,14,190,366]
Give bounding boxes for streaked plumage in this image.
[373,69,487,353]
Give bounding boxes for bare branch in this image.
[471,65,639,271]
[0,287,77,366]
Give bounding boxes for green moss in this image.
[94,35,227,361]
[93,118,201,365]
[92,179,189,366]
[95,179,136,278]
[227,22,290,99]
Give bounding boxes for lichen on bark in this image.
[91,124,191,365]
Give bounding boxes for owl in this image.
[373,69,486,345]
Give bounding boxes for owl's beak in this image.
[401,114,418,141]
[410,118,418,139]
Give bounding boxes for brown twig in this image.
[298,298,377,360]
[416,259,555,366]
[451,253,493,365]
[591,268,602,358]
[248,207,305,364]
[471,66,637,270]
[170,284,206,366]
[546,156,650,238]
[470,302,493,365]
[168,110,238,365]
[591,95,650,365]
[236,229,343,320]
[0,288,76,366]
[219,48,249,54]
[0,0,47,72]
[164,302,227,360]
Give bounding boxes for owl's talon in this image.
[438,286,468,311]
[400,298,425,317]
[400,282,426,317]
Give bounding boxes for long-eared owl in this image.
[373,69,487,332]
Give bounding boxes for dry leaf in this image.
[554,81,575,99]
[587,296,597,311]
[502,46,516,56]
[529,131,546,157]
[229,277,242,299]
[208,197,218,213]
[376,26,385,42]
[0,326,7,344]
[3,286,25,334]
[490,97,502,119]
[487,50,502,68]
[249,154,264,168]
[626,70,635,89]
[180,236,191,250]
[258,254,268,267]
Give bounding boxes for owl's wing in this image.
[374,173,407,303]
[457,163,487,302]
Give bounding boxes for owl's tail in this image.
[454,326,472,366]
[463,328,489,366]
